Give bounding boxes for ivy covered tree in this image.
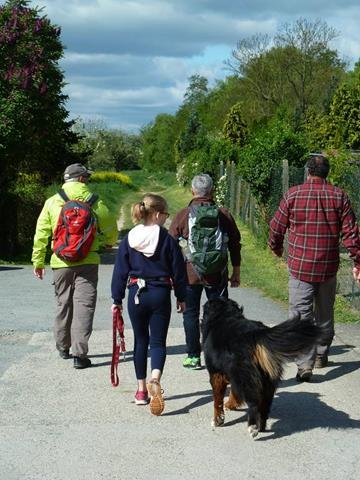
[0,0,80,257]
[223,102,248,147]
[326,76,360,149]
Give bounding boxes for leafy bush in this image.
[237,120,308,204]
[90,171,132,186]
[214,174,229,207]
[14,173,46,251]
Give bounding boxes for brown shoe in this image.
[314,353,328,369]
[147,379,165,416]
[296,368,313,382]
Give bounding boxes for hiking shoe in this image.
[58,348,71,359]
[183,356,202,370]
[296,368,313,382]
[73,356,92,369]
[147,379,165,416]
[134,390,149,405]
[314,353,328,369]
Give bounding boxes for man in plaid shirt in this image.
[269,154,360,382]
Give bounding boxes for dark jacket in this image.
[111,226,187,304]
[168,196,241,285]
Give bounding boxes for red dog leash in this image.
[111,307,126,387]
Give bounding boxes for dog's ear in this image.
[225,299,244,314]
[203,297,227,319]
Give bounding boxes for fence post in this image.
[235,177,241,218]
[229,162,236,214]
[219,160,224,178]
[282,158,289,194]
[244,183,251,222]
[249,196,255,233]
[225,162,231,209]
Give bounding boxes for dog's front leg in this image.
[210,373,227,428]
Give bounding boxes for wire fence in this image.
[220,159,360,311]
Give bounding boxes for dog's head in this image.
[203,297,244,319]
[202,297,245,337]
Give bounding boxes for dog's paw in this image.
[211,414,225,429]
[248,425,259,439]
[225,399,243,411]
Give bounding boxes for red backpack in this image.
[52,189,98,262]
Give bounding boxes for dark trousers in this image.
[182,284,228,357]
[127,285,171,379]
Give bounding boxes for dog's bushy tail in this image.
[253,313,323,380]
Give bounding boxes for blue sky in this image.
[31,1,360,132]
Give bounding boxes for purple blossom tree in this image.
[0,0,81,257]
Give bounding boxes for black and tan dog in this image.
[202,297,323,438]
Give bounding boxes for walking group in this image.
[32,154,360,416]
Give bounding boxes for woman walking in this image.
[111,194,186,415]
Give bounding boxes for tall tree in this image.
[174,74,209,137]
[204,76,243,132]
[141,114,177,171]
[227,18,346,125]
[175,110,206,162]
[0,0,79,256]
[183,74,209,106]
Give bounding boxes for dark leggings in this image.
[127,284,172,379]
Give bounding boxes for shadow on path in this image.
[281,358,360,388]
[256,390,360,440]
[89,351,133,367]
[88,344,187,368]
[163,389,213,416]
[0,266,23,271]
[208,390,360,439]
[330,344,356,355]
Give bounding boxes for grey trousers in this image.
[52,264,98,358]
[288,274,336,370]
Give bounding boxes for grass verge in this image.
[239,221,360,323]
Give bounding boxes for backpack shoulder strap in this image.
[87,193,98,207]
[58,189,70,203]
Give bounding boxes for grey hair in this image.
[191,174,213,197]
[64,177,81,183]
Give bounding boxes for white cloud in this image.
[30,0,360,131]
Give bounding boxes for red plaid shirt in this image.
[268,177,360,282]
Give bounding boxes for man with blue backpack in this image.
[32,163,118,369]
[169,173,241,369]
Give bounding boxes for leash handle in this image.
[110,307,126,387]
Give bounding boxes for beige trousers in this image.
[52,264,98,357]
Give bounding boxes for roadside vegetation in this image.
[0,4,359,320]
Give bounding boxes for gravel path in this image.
[1,263,359,480]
